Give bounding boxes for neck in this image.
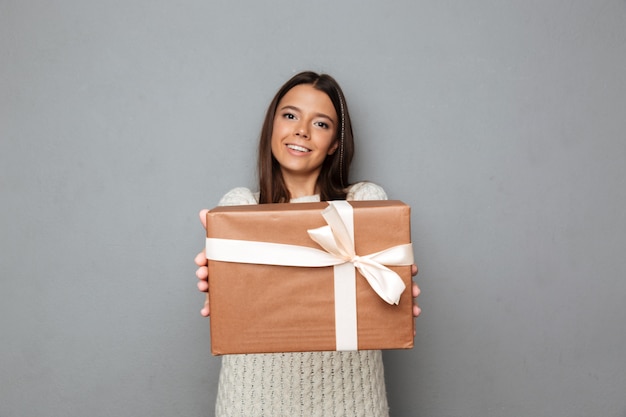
[282,171,320,199]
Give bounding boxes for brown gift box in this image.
[205,200,414,355]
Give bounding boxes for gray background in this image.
[1,1,625,416]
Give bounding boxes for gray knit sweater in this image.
[214,182,390,417]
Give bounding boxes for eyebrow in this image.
[279,105,335,123]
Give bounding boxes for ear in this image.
[328,141,339,155]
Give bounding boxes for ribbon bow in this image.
[307,202,412,305]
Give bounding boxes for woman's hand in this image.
[195,209,210,317]
[411,264,421,318]
[411,264,421,337]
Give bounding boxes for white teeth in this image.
[287,144,310,152]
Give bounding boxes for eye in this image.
[315,121,329,129]
[282,112,296,120]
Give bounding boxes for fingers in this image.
[197,278,208,292]
[195,249,209,292]
[196,266,208,280]
[199,209,209,229]
[200,293,210,317]
[412,281,421,318]
[413,302,422,318]
[196,262,210,317]
[194,249,207,267]
[411,263,418,276]
[412,282,420,298]
[197,210,211,317]
[196,259,208,291]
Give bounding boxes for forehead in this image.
[278,84,337,119]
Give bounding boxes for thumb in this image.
[199,209,209,229]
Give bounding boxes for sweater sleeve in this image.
[346,181,388,201]
[217,187,259,207]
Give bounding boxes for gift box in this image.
[205,200,415,355]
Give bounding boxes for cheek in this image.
[328,140,339,155]
[271,120,288,141]
[322,130,338,152]
[270,130,284,158]
[270,134,280,156]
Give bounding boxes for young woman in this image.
[195,71,421,417]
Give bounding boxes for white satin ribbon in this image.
[205,201,413,350]
[308,201,411,305]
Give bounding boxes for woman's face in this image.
[270,84,338,184]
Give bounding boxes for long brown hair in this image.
[257,71,355,203]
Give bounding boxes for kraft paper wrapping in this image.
[206,200,414,355]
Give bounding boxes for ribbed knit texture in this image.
[216,351,389,417]
[214,182,390,417]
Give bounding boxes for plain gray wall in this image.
[2,1,625,416]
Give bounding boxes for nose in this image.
[294,123,309,139]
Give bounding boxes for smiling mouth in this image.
[287,144,311,153]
